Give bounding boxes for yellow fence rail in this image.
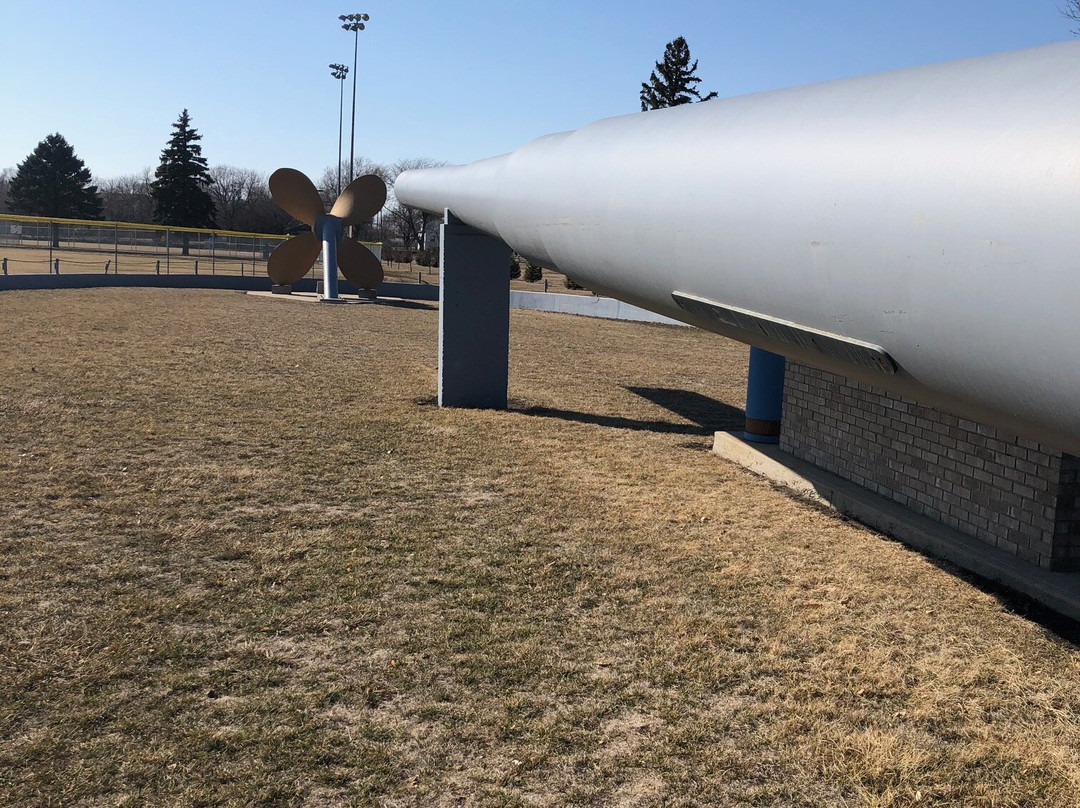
[0,213,293,240]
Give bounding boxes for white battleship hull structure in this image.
[396,41,1080,453]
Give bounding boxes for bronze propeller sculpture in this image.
[267,168,387,299]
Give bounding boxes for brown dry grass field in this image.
[2,288,1079,807]
[0,244,584,294]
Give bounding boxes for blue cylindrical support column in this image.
[316,216,343,303]
[744,346,786,443]
[322,238,340,301]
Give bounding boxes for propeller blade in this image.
[267,232,321,285]
[331,174,387,225]
[268,168,324,226]
[338,238,384,289]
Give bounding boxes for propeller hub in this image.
[315,214,344,243]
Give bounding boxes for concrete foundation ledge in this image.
[712,431,1080,622]
[0,274,441,302]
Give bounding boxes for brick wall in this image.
[1054,455,1080,569]
[780,362,1080,571]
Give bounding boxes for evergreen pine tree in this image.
[151,109,215,254]
[9,133,103,220]
[523,261,543,283]
[639,37,717,111]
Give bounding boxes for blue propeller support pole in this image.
[316,215,344,303]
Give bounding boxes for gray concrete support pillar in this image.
[438,210,511,408]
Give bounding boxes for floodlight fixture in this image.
[340,13,368,31]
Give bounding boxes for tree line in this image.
[0,109,444,254]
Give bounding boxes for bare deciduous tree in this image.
[318,157,390,200]
[314,157,392,241]
[94,165,295,234]
[384,158,445,251]
[236,184,294,235]
[0,167,14,213]
[208,165,263,231]
[98,169,153,223]
[383,201,428,251]
[207,167,295,234]
[1064,1,1080,34]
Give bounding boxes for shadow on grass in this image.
[625,386,744,432]
[375,299,437,311]
[514,388,744,436]
[782,476,1080,646]
[927,555,1080,647]
[415,389,743,435]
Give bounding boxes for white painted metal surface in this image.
[396,42,1080,452]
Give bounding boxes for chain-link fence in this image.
[0,214,287,277]
[0,214,381,279]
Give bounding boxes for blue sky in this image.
[1,1,1073,182]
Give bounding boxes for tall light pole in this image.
[329,63,349,196]
[339,13,369,188]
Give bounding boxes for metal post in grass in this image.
[194,259,199,275]
[54,258,59,274]
[2,258,7,275]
